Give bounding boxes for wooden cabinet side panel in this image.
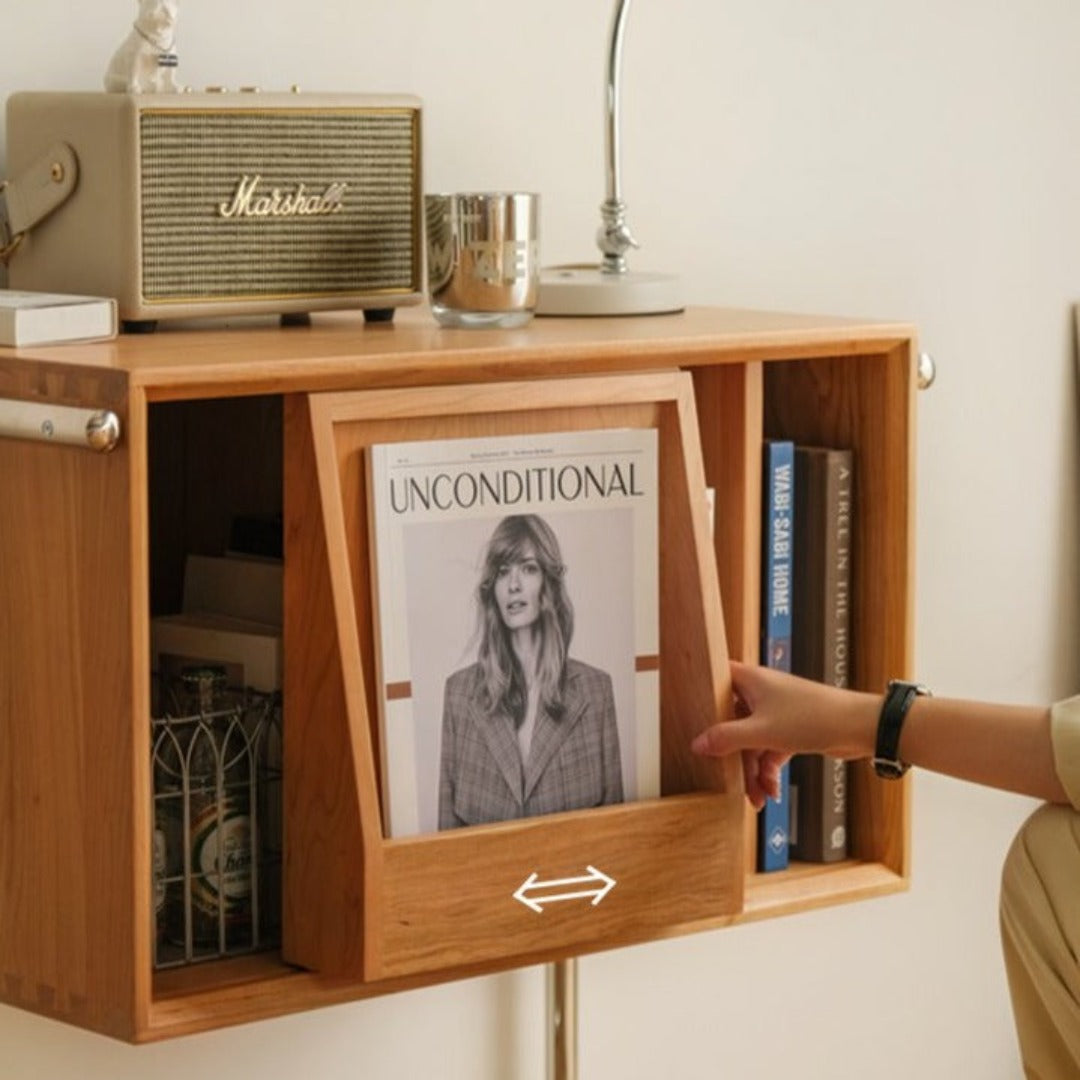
[0,432,139,1038]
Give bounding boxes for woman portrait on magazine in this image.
[438,513,624,829]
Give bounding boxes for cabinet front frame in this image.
[0,311,918,1041]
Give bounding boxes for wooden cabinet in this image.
[0,306,917,1041]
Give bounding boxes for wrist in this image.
[847,690,881,759]
[821,685,879,759]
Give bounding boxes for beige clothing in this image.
[1000,695,1080,1079]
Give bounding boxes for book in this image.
[367,426,660,838]
[0,289,117,346]
[151,611,283,695]
[789,445,854,863]
[757,440,794,872]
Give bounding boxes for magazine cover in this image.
[368,426,659,837]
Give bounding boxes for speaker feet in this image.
[121,320,159,334]
[363,308,395,324]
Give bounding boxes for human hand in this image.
[691,660,879,810]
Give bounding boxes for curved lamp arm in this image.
[597,0,639,274]
[537,0,682,316]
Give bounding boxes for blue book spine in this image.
[758,440,794,872]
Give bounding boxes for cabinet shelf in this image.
[742,859,907,924]
[0,306,917,1041]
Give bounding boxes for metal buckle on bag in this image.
[0,182,25,266]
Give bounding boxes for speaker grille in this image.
[139,108,419,302]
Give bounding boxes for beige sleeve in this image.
[1051,695,1080,811]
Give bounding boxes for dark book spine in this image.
[758,440,794,872]
[790,446,853,863]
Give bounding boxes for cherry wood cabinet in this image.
[0,306,917,1041]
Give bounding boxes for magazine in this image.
[367,426,659,837]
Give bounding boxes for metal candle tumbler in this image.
[425,192,540,329]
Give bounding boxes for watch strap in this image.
[873,679,930,779]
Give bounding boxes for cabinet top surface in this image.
[0,305,915,400]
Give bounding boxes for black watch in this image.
[872,679,931,779]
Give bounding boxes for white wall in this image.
[4,2,1078,1076]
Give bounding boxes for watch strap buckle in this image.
[870,756,909,780]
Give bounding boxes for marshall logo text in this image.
[218,175,349,219]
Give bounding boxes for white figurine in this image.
[103,0,180,93]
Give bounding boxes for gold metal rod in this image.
[547,958,578,1080]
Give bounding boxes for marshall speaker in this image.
[3,91,423,327]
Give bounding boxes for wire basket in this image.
[151,674,282,969]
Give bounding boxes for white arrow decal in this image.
[513,865,617,913]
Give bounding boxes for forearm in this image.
[806,689,1069,803]
[899,696,1068,804]
[696,662,1073,807]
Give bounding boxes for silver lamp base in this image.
[536,265,683,317]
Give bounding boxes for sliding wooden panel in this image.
[285,371,744,981]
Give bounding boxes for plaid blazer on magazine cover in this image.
[438,658,624,829]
